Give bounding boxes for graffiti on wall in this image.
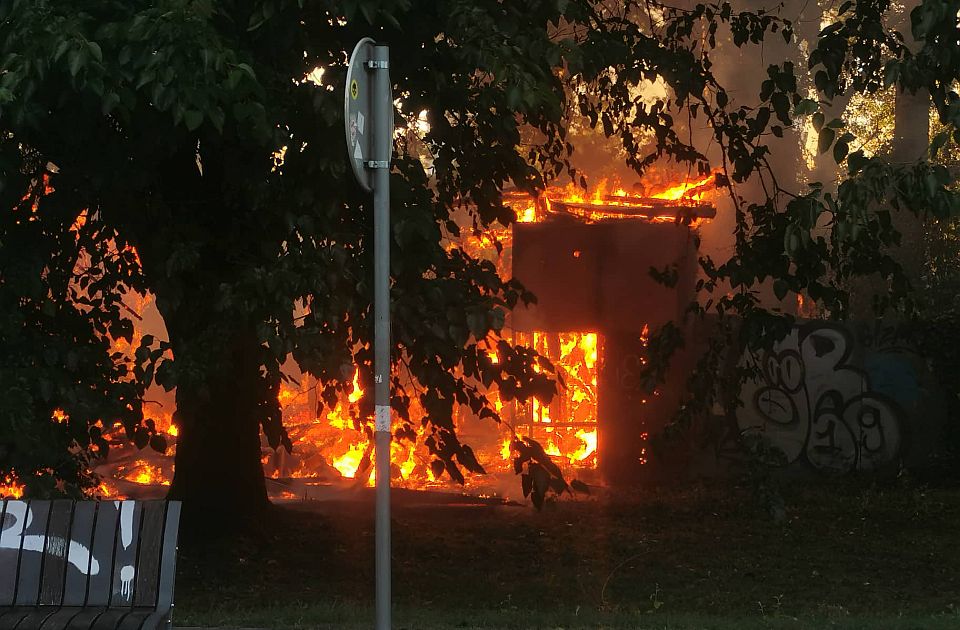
[737,322,910,475]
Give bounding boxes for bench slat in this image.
[38,607,102,630]
[40,499,75,606]
[16,499,52,605]
[86,502,121,607]
[36,607,160,630]
[154,501,180,615]
[40,608,166,630]
[0,607,34,630]
[91,608,133,630]
[62,502,98,607]
[64,608,110,630]
[132,502,166,609]
[116,609,164,630]
[109,501,143,607]
[0,501,16,606]
[3,607,63,629]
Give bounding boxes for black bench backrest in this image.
[0,500,181,612]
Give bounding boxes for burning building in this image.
[87,172,719,501]
[506,176,716,484]
[245,173,718,495]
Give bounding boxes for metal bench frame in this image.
[0,500,181,630]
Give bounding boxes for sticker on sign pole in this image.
[375,405,391,432]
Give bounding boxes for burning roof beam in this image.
[549,200,716,221]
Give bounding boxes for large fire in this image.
[78,169,717,500]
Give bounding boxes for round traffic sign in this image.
[345,38,376,192]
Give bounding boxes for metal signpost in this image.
[344,37,393,630]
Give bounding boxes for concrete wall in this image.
[511,219,701,484]
[736,321,946,476]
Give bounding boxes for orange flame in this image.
[0,474,24,499]
[513,171,719,225]
[124,460,169,486]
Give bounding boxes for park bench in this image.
[0,499,181,630]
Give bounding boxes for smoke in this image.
[560,1,823,310]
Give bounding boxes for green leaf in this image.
[521,472,532,497]
[53,40,71,62]
[833,140,848,163]
[101,92,120,115]
[771,92,790,124]
[135,70,155,90]
[208,106,225,132]
[812,112,824,132]
[67,49,83,77]
[784,225,802,256]
[817,127,835,155]
[926,171,940,198]
[149,433,167,453]
[773,279,789,301]
[184,110,203,130]
[931,130,949,158]
[883,61,900,88]
[847,150,868,173]
[248,12,267,31]
[235,62,257,80]
[793,98,818,116]
[87,41,103,63]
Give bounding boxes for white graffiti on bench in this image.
[1,501,138,598]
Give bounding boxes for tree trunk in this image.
[121,139,277,538]
[849,1,929,319]
[163,306,273,536]
[891,77,930,287]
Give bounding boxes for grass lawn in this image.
[174,480,960,629]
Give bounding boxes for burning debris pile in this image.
[86,171,717,501]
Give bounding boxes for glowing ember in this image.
[125,460,169,486]
[97,481,120,498]
[278,383,299,407]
